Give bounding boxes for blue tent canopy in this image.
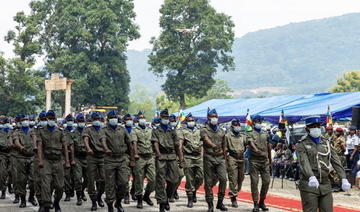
[182,92,360,124]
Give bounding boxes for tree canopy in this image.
[330,70,360,92]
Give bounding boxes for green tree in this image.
[0,12,44,116]
[330,70,360,92]
[30,0,139,111]
[148,0,235,109]
[128,85,156,119]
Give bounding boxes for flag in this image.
[177,109,185,128]
[245,109,253,132]
[279,109,290,144]
[155,108,160,118]
[326,105,333,127]
[279,109,288,126]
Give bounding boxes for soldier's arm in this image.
[174,131,184,167]
[101,138,111,154]
[296,143,314,179]
[247,134,260,153]
[222,134,227,159]
[330,146,346,179]
[37,134,44,168]
[83,136,93,154]
[130,131,139,158]
[151,130,163,160]
[13,132,25,152]
[31,131,38,152]
[62,134,70,168]
[70,144,75,165]
[268,144,272,164]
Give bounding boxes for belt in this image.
[184,152,201,157]
[139,153,153,158]
[75,152,87,158]
[109,153,127,158]
[160,149,174,154]
[206,152,223,157]
[229,152,244,160]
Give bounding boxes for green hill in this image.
[127,13,360,97]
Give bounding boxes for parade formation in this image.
[0,106,355,212]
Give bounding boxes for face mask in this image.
[92,120,101,127]
[125,120,133,127]
[48,120,56,127]
[109,118,118,126]
[21,121,30,128]
[233,126,241,132]
[210,117,218,125]
[72,123,78,128]
[170,122,177,127]
[139,119,146,126]
[0,124,4,129]
[309,127,321,138]
[100,122,105,128]
[134,123,139,127]
[161,119,169,125]
[39,121,48,128]
[155,123,160,127]
[16,122,22,128]
[187,121,195,128]
[7,124,13,130]
[78,122,86,128]
[67,121,74,127]
[254,123,262,129]
[63,124,67,128]
[29,121,36,126]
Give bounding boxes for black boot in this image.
[252,202,260,212]
[91,199,97,211]
[193,191,197,203]
[207,201,214,212]
[0,189,5,199]
[19,195,26,208]
[13,194,20,204]
[164,200,170,211]
[216,198,228,211]
[43,207,50,212]
[130,186,137,201]
[259,200,269,211]
[187,195,193,208]
[64,194,71,202]
[107,201,114,212]
[136,195,143,209]
[159,203,166,212]
[76,192,83,206]
[37,205,45,212]
[231,197,238,208]
[28,191,38,206]
[115,199,124,212]
[97,195,105,208]
[124,192,130,204]
[143,191,154,206]
[53,201,61,212]
[173,190,179,200]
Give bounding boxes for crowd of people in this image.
[0,108,357,212]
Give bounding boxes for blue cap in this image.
[76,113,85,121]
[28,114,36,119]
[160,109,169,116]
[349,125,357,131]
[107,110,117,118]
[231,118,240,125]
[39,111,47,118]
[304,116,322,126]
[133,116,138,121]
[123,114,132,119]
[207,108,217,116]
[91,112,100,119]
[185,113,193,119]
[16,114,26,121]
[251,115,263,122]
[169,114,176,120]
[65,114,73,121]
[46,110,56,118]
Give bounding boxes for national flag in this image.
[177,109,185,128]
[278,109,290,144]
[279,109,288,126]
[245,109,253,132]
[155,108,160,118]
[326,105,333,127]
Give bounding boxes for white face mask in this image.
[0,124,4,129]
[210,117,218,125]
[139,119,147,126]
[21,120,29,128]
[109,118,118,126]
[29,121,36,126]
[309,127,322,138]
[63,124,67,128]
[78,122,86,128]
[67,121,74,127]
[16,122,22,128]
[47,120,56,127]
[187,121,195,128]
[7,124,13,130]
[125,120,133,127]
[254,123,262,129]
[72,123,78,128]
[233,126,241,132]
[39,121,48,128]
[92,120,101,127]
[161,119,169,125]
[170,121,177,127]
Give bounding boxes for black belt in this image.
[75,152,87,158]
[160,149,174,154]
[184,152,201,157]
[229,152,244,160]
[206,152,223,157]
[139,153,153,158]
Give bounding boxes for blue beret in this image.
[231,118,240,125]
[133,116,138,121]
[169,114,176,120]
[38,111,47,118]
[65,114,73,121]
[28,114,36,119]
[46,110,56,118]
[107,110,117,117]
[160,109,169,116]
[304,116,321,126]
[207,108,217,116]
[349,125,357,131]
[137,111,143,116]
[91,112,100,119]
[16,114,26,121]
[185,113,193,119]
[251,115,263,122]
[123,114,132,119]
[76,113,85,120]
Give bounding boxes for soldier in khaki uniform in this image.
[248,115,271,212]
[83,112,106,211]
[131,112,155,209]
[37,110,70,212]
[201,109,227,212]
[73,113,88,206]
[13,114,38,208]
[0,116,12,199]
[63,114,76,202]
[329,127,346,191]
[123,114,134,205]
[296,116,351,212]
[178,113,203,208]
[225,118,250,208]
[10,116,22,204]
[101,110,135,212]
[151,109,183,212]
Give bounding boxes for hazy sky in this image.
[1,0,360,58]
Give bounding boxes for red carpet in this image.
[177,180,359,212]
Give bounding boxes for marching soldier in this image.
[248,115,271,212]
[178,113,203,208]
[63,114,76,202]
[225,118,249,208]
[10,115,22,204]
[201,109,227,212]
[131,112,155,209]
[296,116,351,212]
[37,110,70,212]
[73,113,88,206]
[102,110,135,212]
[123,114,134,204]
[0,116,11,199]
[13,114,38,208]
[151,109,183,212]
[83,112,106,211]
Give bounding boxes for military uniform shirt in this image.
[12,129,35,158]
[178,128,202,159]
[73,129,87,154]
[0,130,11,155]
[37,127,65,160]
[248,130,270,161]
[225,131,248,156]
[103,125,130,155]
[200,124,225,156]
[83,127,105,154]
[131,127,153,155]
[151,126,179,160]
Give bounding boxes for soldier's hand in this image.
[105,149,112,156]
[130,160,136,167]
[157,154,165,161]
[212,145,220,151]
[134,154,140,160]
[38,161,44,168]
[70,160,76,166]
[65,162,71,168]
[20,147,27,153]
[87,149,94,155]
[179,161,184,169]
